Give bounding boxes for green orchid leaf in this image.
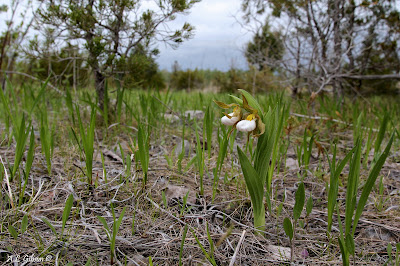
[283,217,293,241]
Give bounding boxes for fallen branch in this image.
[339,74,400,80]
[290,112,379,132]
[2,70,64,95]
[229,230,246,266]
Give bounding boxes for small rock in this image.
[184,110,204,120]
[286,158,299,170]
[361,227,394,242]
[110,99,117,106]
[112,141,130,160]
[164,184,196,205]
[163,113,180,123]
[390,189,400,196]
[175,139,191,157]
[102,149,123,164]
[266,244,291,261]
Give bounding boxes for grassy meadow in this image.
[0,83,399,265]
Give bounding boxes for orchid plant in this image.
[215,92,265,139]
[215,90,287,234]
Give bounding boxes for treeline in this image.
[5,43,398,95]
[4,42,281,93]
[242,0,400,96]
[166,63,280,93]
[0,0,399,105]
[7,43,165,90]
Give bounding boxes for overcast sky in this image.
[0,0,252,71]
[156,0,252,71]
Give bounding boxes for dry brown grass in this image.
[0,107,399,266]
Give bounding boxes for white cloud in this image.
[0,0,252,71]
[156,0,252,70]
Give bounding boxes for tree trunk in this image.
[252,67,257,95]
[0,29,10,90]
[331,0,343,98]
[292,85,299,97]
[95,70,105,110]
[292,34,302,97]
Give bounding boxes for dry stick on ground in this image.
[0,155,15,209]
[278,199,400,233]
[229,230,246,266]
[145,196,190,228]
[290,112,379,132]
[211,209,277,238]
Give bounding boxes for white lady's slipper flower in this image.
[236,115,257,132]
[221,112,240,126]
[236,119,256,132]
[215,93,265,139]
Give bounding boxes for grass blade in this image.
[179,225,188,266]
[12,115,31,177]
[24,127,35,181]
[8,225,18,240]
[29,78,49,115]
[206,223,215,261]
[216,125,229,176]
[21,214,28,234]
[204,105,213,158]
[115,206,127,233]
[42,217,57,236]
[253,113,274,183]
[237,146,265,232]
[344,138,361,236]
[65,89,75,126]
[327,144,355,232]
[76,104,96,184]
[352,132,394,234]
[195,121,204,195]
[338,237,349,266]
[293,182,305,221]
[283,217,293,241]
[62,194,74,235]
[137,124,149,185]
[97,216,110,237]
[40,108,53,175]
[192,230,217,266]
[374,112,389,156]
